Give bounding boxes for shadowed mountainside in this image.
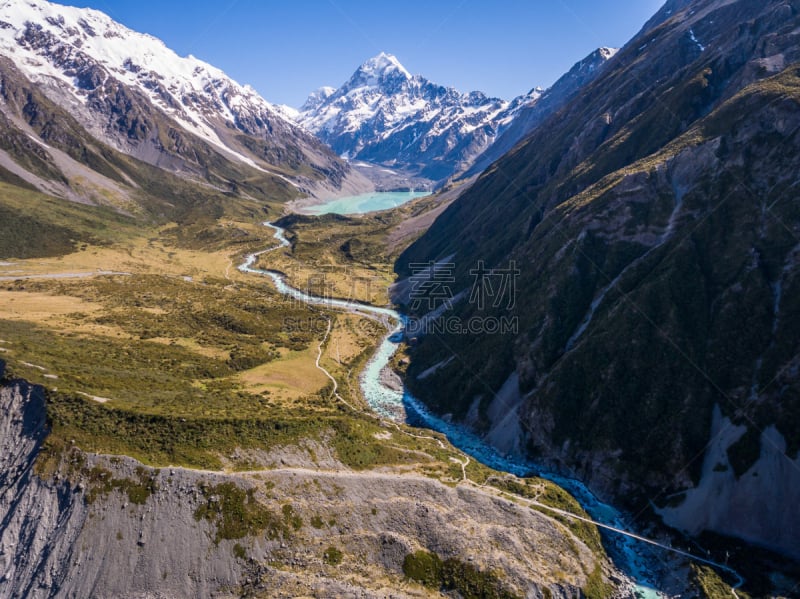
[396,0,800,559]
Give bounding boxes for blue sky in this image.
[57,0,664,107]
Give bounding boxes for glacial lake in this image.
[303,191,430,215]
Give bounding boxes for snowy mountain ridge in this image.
[0,0,349,186]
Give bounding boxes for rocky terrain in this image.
[396,0,800,561]
[0,364,619,598]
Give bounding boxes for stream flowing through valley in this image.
[238,221,737,599]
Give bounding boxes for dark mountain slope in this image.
[396,0,800,558]
[463,47,618,180]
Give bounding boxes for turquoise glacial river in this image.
[238,221,729,599]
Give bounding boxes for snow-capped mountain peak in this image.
[340,52,412,95]
[464,46,619,178]
[0,0,325,172]
[0,0,252,107]
[356,52,411,81]
[297,52,534,180]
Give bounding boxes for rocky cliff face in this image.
[0,369,616,598]
[657,406,800,560]
[396,0,800,558]
[0,370,87,597]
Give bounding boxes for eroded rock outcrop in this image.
[0,373,87,598]
[0,370,617,598]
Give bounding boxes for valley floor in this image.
[0,192,763,598]
[0,194,628,598]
